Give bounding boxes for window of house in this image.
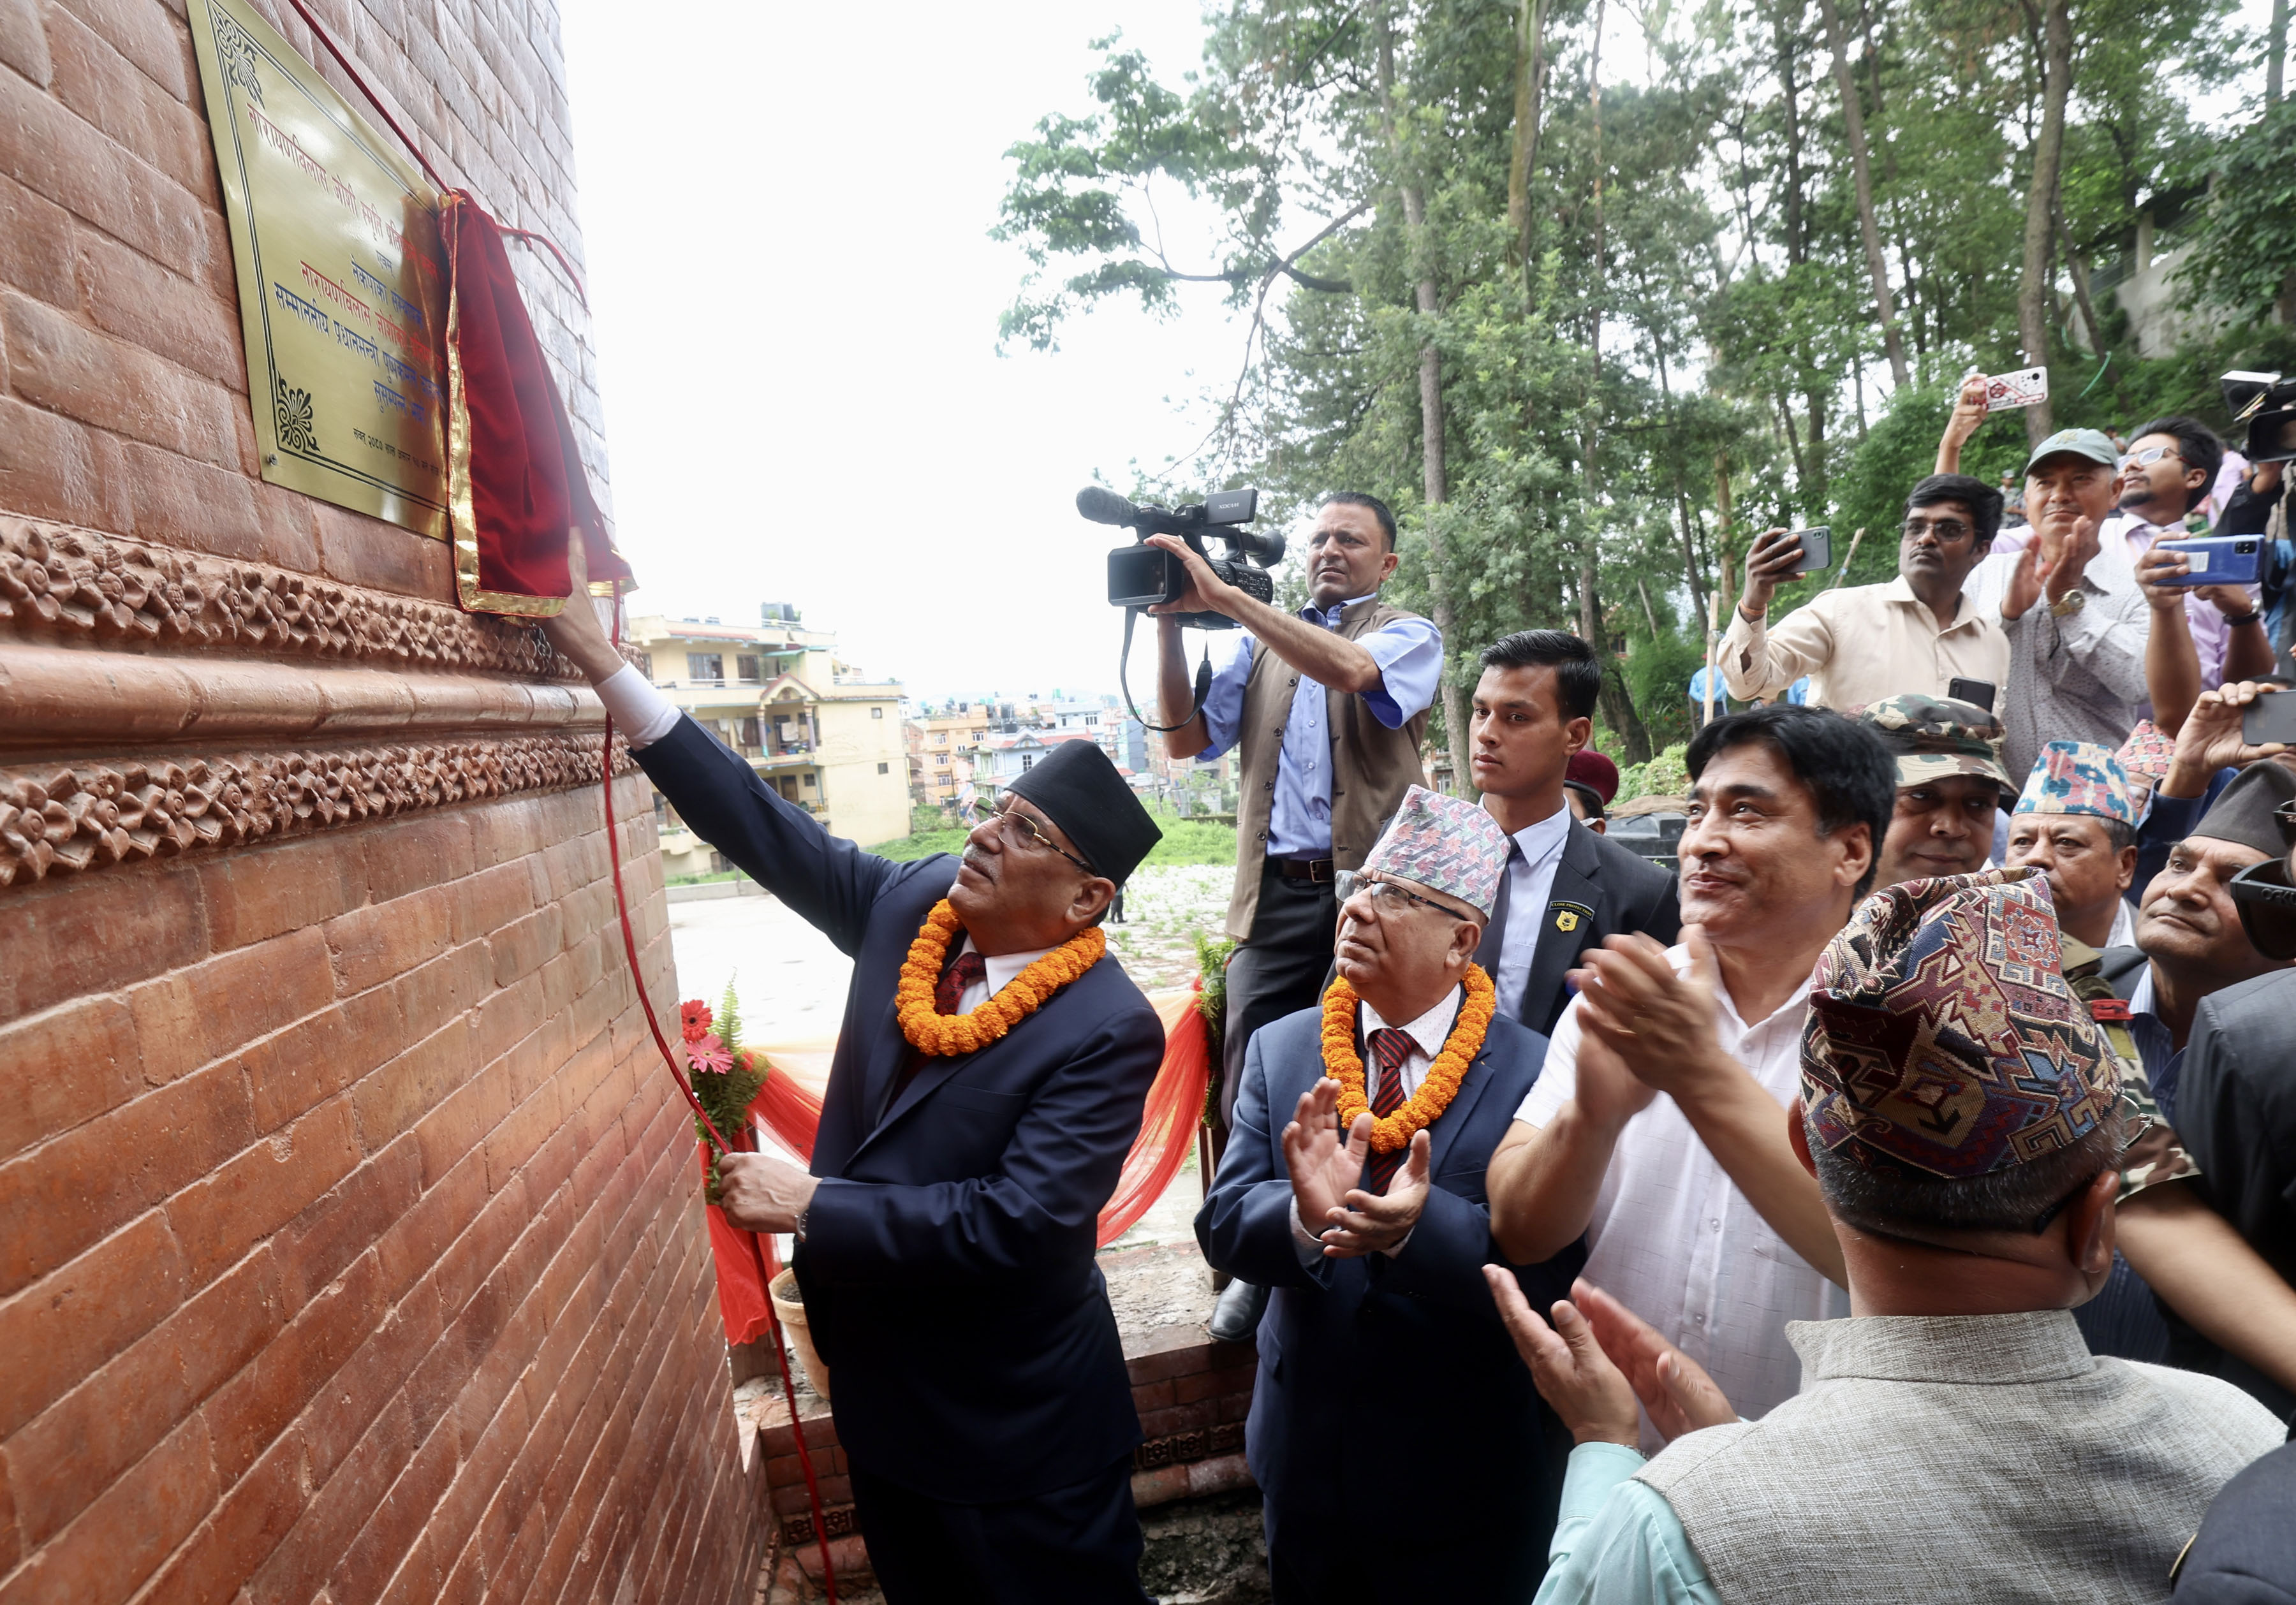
[877,762,890,774]
[1020,753,1035,772]
[971,730,985,742]
[934,731,948,744]
[871,707,885,719]
[686,652,723,683]
[737,654,761,682]
[935,754,948,766]
[802,772,816,787]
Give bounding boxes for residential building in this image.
[971,729,1105,809]
[626,605,910,871]
[904,705,992,816]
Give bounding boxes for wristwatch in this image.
[793,1206,809,1244]
[2049,590,2087,619]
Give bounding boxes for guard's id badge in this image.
[1550,900,1594,935]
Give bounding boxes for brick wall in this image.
[0,0,760,1601]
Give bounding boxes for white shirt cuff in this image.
[596,664,681,750]
[1288,1198,1325,1268]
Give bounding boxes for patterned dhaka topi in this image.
[2014,740,2141,826]
[1356,784,1508,918]
[2113,721,2175,786]
[1857,694,2015,793]
[1801,867,2118,1179]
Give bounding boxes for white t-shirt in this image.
[1513,946,1846,1449]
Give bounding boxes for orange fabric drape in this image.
[1095,987,1213,1245]
[703,988,1211,1339]
[702,1138,777,1347]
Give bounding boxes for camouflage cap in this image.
[1857,694,2014,793]
[2023,427,2120,476]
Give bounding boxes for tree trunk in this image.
[2054,200,2106,356]
[1506,0,1548,275]
[1816,0,1910,386]
[1580,557,1652,761]
[2269,0,2286,104]
[1378,4,1475,796]
[2019,0,2072,443]
[1652,337,1711,622]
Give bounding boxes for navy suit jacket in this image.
[635,717,1165,1501]
[1508,821,1681,1038]
[1194,1002,1584,1593]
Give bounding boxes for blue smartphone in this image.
[2155,536,2263,587]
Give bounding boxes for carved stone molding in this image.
[0,517,587,681]
[0,733,634,891]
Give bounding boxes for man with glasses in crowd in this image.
[2116,418,2275,693]
[541,580,1172,1603]
[1719,474,2008,712]
[1198,787,1584,1600]
[1147,492,1443,1342]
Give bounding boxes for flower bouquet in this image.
[678,981,767,1203]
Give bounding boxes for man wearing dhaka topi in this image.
[1197,786,1586,1601]
[543,585,1168,1604]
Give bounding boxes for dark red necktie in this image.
[1366,1027,1414,1192]
[936,950,987,1016]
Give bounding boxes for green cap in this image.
[1857,694,2015,793]
[2022,428,2119,476]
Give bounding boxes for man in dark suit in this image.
[1196,786,1584,1602]
[543,590,1167,1604]
[1468,631,1679,1036]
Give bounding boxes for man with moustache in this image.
[1968,429,2154,777]
[541,580,1169,1603]
[1150,492,1442,1340]
[1719,474,2008,711]
[1467,631,1679,1036]
[2004,740,2142,951]
[1487,705,1897,1437]
[1197,787,1584,1601]
[1855,695,2015,892]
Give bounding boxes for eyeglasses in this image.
[1335,870,1473,921]
[1901,517,1975,541]
[2117,445,2184,471]
[987,803,1096,877]
[2230,852,2296,961]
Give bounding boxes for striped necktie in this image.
[1366,1027,1414,1191]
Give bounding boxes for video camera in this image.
[2223,372,2296,464]
[1079,485,1285,633]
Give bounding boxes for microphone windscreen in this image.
[1076,486,1138,526]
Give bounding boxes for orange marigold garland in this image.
[1320,965,1496,1152]
[896,899,1105,1056]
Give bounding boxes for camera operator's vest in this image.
[1225,597,1432,939]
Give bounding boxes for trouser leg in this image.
[851,1455,1149,1605]
[1219,864,1338,1129]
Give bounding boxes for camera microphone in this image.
[1076,486,1139,527]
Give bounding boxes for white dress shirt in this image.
[1490,805,1575,1020]
[1289,985,1462,1262]
[950,937,1052,1012]
[1513,948,1846,1450]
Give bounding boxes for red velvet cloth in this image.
[440,190,629,613]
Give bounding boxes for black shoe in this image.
[1207,1278,1268,1343]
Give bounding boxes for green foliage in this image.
[865,819,1240,867]
[911,803,948,834]
[1616,743,1691,805]
[1191,930,1239,1125]
[996,0,2291,738]
[691,978,768,1201]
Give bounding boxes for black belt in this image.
[1273,857,1336,883]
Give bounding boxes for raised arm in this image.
[1935,371,1991,476]
[1487,1009,1652,1265]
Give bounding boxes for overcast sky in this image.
[559,1,2276,705]
[559,0,1255,705]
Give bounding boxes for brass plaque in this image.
[189,0,449,538]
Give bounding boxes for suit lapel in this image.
[1425,1041,1500,1175]
[1517,824,1601,1033]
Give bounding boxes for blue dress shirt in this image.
[1197,597,1443,858]
[1534,1442,1719,1604]
[1491,806,1575,1020]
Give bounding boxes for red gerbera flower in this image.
[679,1000,713,1043]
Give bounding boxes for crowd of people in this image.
[533,397,2296,1602]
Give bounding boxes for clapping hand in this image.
[1317,1128,1432,1258]
[1281,1078,1372,1247]
[1482,1270,1642,1447]
[2004,513,2099,619]
[1571,1280,1739,1444]
[1571,929,1729,1104]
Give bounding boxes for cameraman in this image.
[1149,492,1440,1341]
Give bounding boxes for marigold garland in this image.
[896,899,1105,1056]
[1320,965,1496,1152]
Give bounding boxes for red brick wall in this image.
[0,0,760,1601]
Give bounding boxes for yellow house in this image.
[626,608,911,872]
[904,707,994,815]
